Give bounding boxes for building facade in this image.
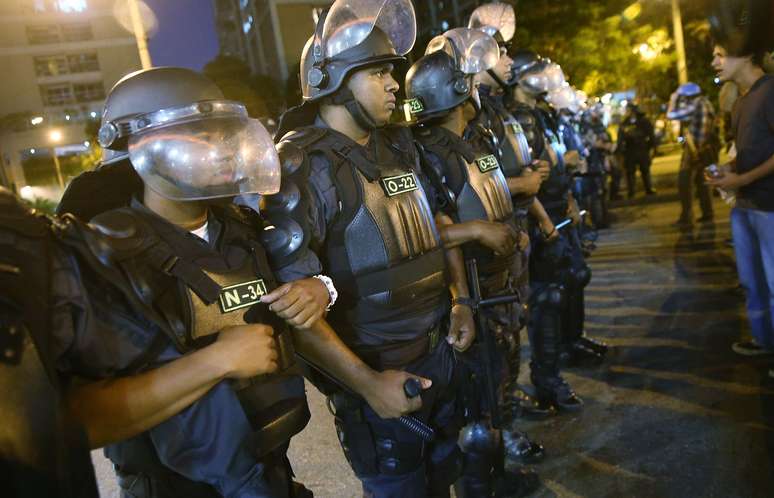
[0,0,141,193]
[212,0,328,84]
[211,0,487,88]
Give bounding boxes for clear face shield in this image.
[426,28,499,111]
[544,62,566,91]
[468,2,516,44]
[318,0,416,59]
[425,28,501,74]
[125,102,281,201]
[546,85,578,113]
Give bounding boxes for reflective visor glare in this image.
[128,117,280,200]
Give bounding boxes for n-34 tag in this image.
[381,172,419,196]
[475,154,500,173]
[219,279,267,313]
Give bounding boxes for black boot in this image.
[562,341,604,367]
[576,335,608,356]
[505,386,556,420]
[531,371,584,412]
[502,429,545,466]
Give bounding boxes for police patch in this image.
[381,172,419,197]
[509,122,524,135]
[218,279,267,313]
[475,154,500,173]
[404,98,424,114]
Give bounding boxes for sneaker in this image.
[732,341,774,356]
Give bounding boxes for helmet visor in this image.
[321,0,416,59]
[128,116,281,200]
[544,63,566,91]
[546,85,577,111]
[468,2,516,43]
[425,28,500,74]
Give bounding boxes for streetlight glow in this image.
[49,129,63,143]
[30,116,43,126]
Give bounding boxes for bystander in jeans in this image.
[709,44,774,356]
[667,82,719,226]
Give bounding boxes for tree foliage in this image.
[513,0,717,103]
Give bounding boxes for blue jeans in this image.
[731,207,774,348]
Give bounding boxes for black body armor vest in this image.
[56,168,309,457]
[514,105,571,220]
[0,189,99,498]
[470,98,534,209]
[414,125,516,281]
[280,126,447,353]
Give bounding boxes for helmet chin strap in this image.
[331,87,380,131]
[486,69,513,101]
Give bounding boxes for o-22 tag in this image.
[219,279,267,313]
[475,154,500,173]
[381,172,419,197]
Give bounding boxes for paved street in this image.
[92,153,774,497]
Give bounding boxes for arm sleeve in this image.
[148,382,275,498]
[50,247,166,379]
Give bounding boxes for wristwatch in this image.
[313,274,338,311]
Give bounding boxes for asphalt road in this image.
[92,153,774,497]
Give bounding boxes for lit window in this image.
[67,53,99,73]
[40,83,75,106]
[61,23,93,41]
[56,0,88,12]
[73,82,104,102]
[34,55,68,76]
[27,25,60,44]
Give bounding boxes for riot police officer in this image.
[405,29,542,497]
[0,189,99,498]
[465,2,558,424]
[506,50,591,411]
[56,66,416,498]
[617,103,657,198]
[271,1,476,495]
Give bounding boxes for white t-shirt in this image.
[190,221,209,243]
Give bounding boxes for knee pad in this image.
[531,284,565,310]
[566,264,591,289]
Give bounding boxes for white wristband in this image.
[312,274,338,311]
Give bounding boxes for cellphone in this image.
[704,164,721,178]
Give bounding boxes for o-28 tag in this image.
[381,172,419,197]
[509,122,524,136]
[219,279,268,313]
[475,154,500,173]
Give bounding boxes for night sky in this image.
[145,0,220,71]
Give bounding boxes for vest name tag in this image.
[381,172,419,197]
[219,279,267,313]
[509,122,524,136]
[475,154,500,173]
